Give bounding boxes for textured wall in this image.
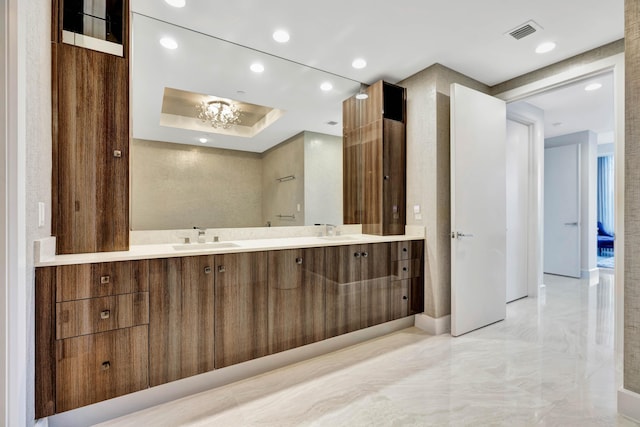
[131,139,263,229]
[625,0,640,394]
[262,133,305,227]
[399,64,489,318]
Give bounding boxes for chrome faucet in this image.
[325,224,337,236]
[194,226,206,243]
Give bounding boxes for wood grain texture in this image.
[361,120,384,235]
[35,267,57,418]
[392,259,422,280]
[268,248,326,354]
[325,245,363,338]
[55,325,148,413]
[214,252,269,368]
[383,118,406,235]
[343,128,362,225]
[56,292,149,340]
[56,260,149,302]
[148,256,215,386]
[53,43,129,254]
[360,243,392,327]
[390,280,410,320]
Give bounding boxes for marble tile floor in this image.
[98,272,638,427]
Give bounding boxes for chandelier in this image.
[196,100,241,129]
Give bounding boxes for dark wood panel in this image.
[383,118,406,235]
[409,276,425,315]
[392,258,422,280]
[148,256,215,386]
[343,129,361,225]
[390,280,410,320]
[55,325,148,413]
[268,248,325,354]
[391,239,423,261]
[325,245,362,338]
[361,120,383,235]
[56,292,149,339]
[53,43,129,254]
[361,243,392,327]
[35,267,56,418]
[214,252,268,368]
[56,260,149,302]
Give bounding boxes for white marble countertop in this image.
[35,233,425,267]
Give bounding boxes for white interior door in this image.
[451,83,507,337]
[506,119,529,302]
[544,144,581,277]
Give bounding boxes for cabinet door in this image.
[215,252,268,368]
[149,256,215,386]
[361,243,392,327]
[361,120,384,235]
[55,325,148,413]
[390,280,410,320]
[325,245,362,338]
[383,118,406,235]
[268,248,325,354]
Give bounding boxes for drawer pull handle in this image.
[100,310,110,320]
[402,247,408,252]
[295,257,303,265]
[354,252,361,258]
[100,275,110,284]
[204,266,212,274]
[218,265,226,273]
[403,267,408,272]
[361,252,368,258]
[403,296,408,300]
[101,361,111,371]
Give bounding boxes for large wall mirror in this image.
[130,13,363,230]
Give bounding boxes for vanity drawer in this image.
[56,292,149,340]
[392,259,421,280]
[55,325,149,413]
[391,240,424,261]
[56,260,149,302]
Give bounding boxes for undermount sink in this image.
[318,235,361,242]
[172,242,240,251]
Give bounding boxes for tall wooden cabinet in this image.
[52,0,130,254]
[343,80,406,235]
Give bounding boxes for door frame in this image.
[495,52,625,353]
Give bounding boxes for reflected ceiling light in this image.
[320,82,333,91]
[196,100,241,129]
[585,82,602,91]
[250,63,265,73]
[164,0,186,7]
[355,83,369,100]
[199,137,208,143]
[535,41,556,54]
[352,58,367,69]
[159,37,178,50]
[272,30,290,43]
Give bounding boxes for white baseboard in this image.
[618,388,640,423]
[581,267,599,285]
[414,313,451,335]
[46,316,415,427]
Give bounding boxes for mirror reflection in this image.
[130,13,362,230]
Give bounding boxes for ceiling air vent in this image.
[505,20,543,40]
[326,120,339,126]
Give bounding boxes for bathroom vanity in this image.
[35,234,424,417]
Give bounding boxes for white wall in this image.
[545,131,598,278]
[303,131,342,226]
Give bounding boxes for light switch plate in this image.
[413,205,421,214]
[38,202,45,228]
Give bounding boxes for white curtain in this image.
[597,155,614,234]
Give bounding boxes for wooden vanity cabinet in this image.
[148,256,215,386]
[268,248,326,354]
[343,80,406,235]
[214,252,269,368]
[391,240,425,316]
[36,260,150,418]
[325,243,392,337]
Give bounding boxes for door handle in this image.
[451,231,474,240]
[564,222,579,226]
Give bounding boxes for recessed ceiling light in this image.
[199,137,208,143]
[250,63,264,73]
[585,82,602,91]
[160,37,178,50]
[320,82,333,91]
[164,0,186,7]
[355,93,368,100]
[352,58,367,69]
[535,41,556,54]
[272,30,290,43]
